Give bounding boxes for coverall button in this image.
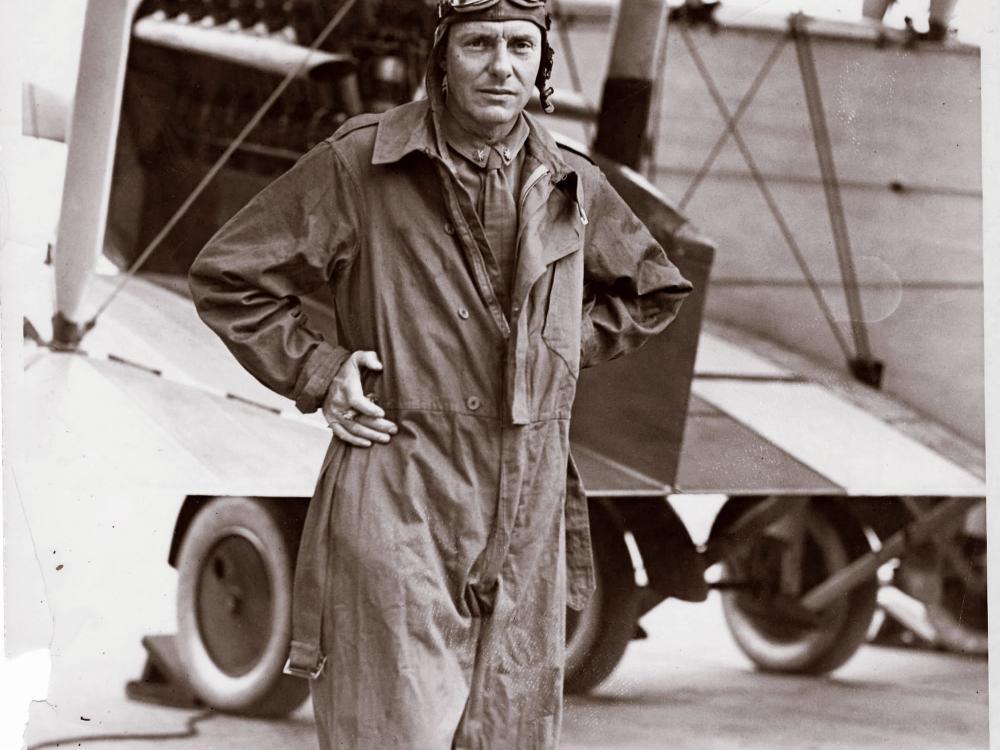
[444,222,455,235]
[466,396,481,411]
[457,307,470,320]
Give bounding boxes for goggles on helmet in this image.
[437,0,546,19]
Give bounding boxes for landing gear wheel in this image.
[564,501,641,694]
[926,532,987,655]
[176,497,309,717]
[711,498,878,674]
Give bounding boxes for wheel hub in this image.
[732,528,838,640]
[196,534,274,677]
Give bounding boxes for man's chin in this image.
[469,104,522,128]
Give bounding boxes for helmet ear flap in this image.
[535,27,555,113]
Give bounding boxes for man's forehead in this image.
[450,19,541,39]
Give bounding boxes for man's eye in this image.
[511,40,535,53]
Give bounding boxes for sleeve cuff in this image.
[292,341,352,414]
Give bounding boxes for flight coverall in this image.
[189,97,692,748]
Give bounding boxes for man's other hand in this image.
[323,351,398,447]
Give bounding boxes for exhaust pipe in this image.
[131,16,356,82]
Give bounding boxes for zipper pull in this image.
[576,201,589,226]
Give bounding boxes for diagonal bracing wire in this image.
[678,24,853,361]
[678,34,788,210]
[86,0,360,329]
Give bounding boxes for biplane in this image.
[13,0,986,717]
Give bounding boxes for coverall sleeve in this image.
[188,142,362,414]
[579,170,694,368]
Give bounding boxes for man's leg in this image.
[309,428,496,749]
[311,591,481,749]
[453,472,567,749]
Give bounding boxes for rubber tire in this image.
[711,497,878,675]
[564,501,642,695]
[176,496,309,717]
[925,533,988,656]
[926,602,988,656]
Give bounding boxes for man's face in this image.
[444,20,542,134]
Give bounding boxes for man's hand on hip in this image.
[323,351,398,447]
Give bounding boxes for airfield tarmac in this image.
[13,488,988,750]
[19,597,989,750]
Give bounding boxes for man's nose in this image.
[488,45,513,78]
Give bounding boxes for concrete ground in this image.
[20,596,989,750]
[13,486,988,750]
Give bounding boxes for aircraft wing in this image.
[20,352,327,498]
[17,249,328,499]
[678,324,986,497]
[16,246,984,503]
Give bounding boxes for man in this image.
[189,0,692,746]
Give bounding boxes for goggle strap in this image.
[438,0,545,18]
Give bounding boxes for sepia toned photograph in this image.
[1,0,991,748]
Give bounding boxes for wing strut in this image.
[78,0,360,341]
[791,15,882,387]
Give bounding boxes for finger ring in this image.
[340,409,357,421]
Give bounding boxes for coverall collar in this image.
[371,99,574,186]
[439,106,530,169]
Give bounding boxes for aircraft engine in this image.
[108,0,436,274]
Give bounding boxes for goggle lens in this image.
[441,0,545,15]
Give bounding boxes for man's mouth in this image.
[480,89,515,97]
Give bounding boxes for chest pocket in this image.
[541,248,584,377]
